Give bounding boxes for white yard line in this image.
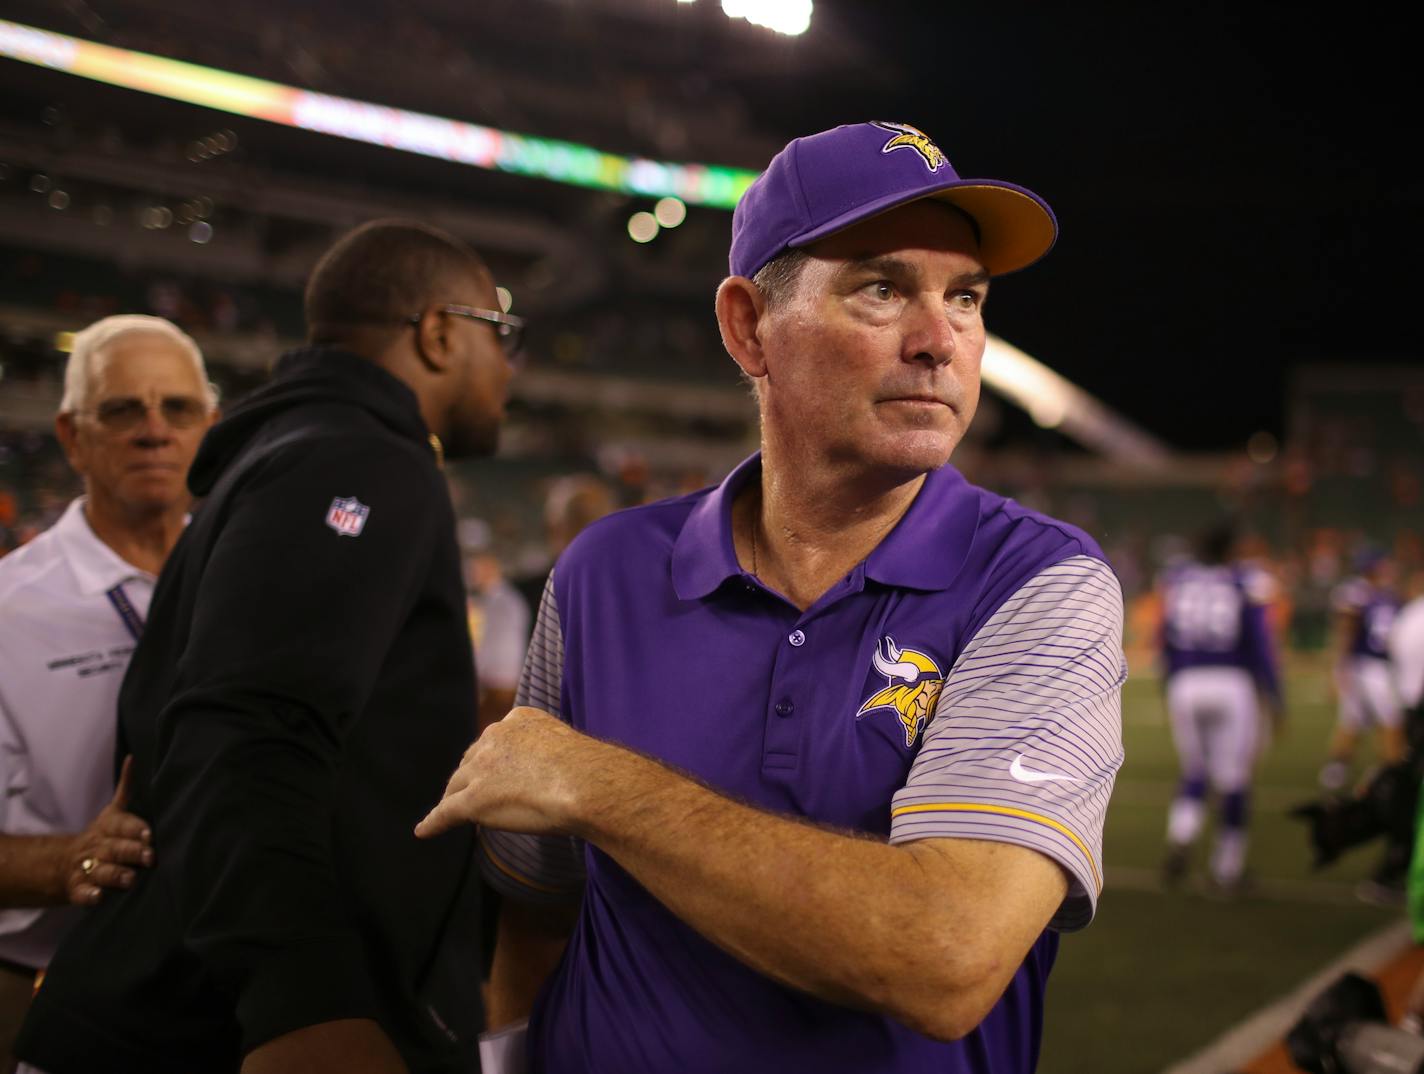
[1160,918,1413,1074]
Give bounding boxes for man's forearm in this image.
[418,710,1069,1040]
[563,744,1063,1039]
[0,833,70,907]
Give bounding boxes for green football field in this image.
[1038,658,1404,1074]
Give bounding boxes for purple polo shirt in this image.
[484,454,1125,1074]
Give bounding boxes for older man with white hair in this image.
[0,314,216,1062]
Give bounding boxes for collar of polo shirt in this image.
[671,453,980,601]
[51,498,158,595]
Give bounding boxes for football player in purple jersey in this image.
[1159,523,1283,894]
[1321,548,1405,791]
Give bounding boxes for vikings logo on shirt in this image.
[872,121,947,172]
[856,635,946,748]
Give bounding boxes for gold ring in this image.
[80,857,97,877]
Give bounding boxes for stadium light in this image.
[721,0,812,36]
[0,19,759,210]
[983,334,1174,467]
[654,196,687,228]
[627,212,659,243]
[1247,431,1278,464]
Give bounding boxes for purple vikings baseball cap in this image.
[730,121,1058,279]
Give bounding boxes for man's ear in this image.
[410,306,455,373]
[715,277,771,380]
[54,412,86,476]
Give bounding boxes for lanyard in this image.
[105,582,146,641]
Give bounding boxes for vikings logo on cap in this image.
[872,121,947,172]
[856,635,946,748]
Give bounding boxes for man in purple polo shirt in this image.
[419,121,1126,1073]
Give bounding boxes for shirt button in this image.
[788,630,806,647]
[774,699,794,717]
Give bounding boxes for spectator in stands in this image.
[510,473,616,615]
[0,314,217,1067]
[17,219,521,1074]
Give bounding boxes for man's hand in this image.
[59,756,154,905]
[416,708,611,838]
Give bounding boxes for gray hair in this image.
[717,249,813,400]
[751,248,811,309]
[60,315,216,413]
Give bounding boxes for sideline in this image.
[1161,918,1413,1074]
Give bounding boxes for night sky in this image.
[759,3,1423,452]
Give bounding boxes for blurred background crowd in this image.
[3,0,1421,677]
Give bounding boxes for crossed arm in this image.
[418,708,1068,1041]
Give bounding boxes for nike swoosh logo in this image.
[1009,754,1082,784]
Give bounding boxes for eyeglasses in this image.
[408,304,526,357]
[85,396,211,432]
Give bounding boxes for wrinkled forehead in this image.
[89,332,206,397]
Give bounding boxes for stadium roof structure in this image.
[0,11,1177,465]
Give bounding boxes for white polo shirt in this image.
[0,497,155,969]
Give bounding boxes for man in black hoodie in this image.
[16,219,520,1074]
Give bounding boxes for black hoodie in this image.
[18,347,484,1073]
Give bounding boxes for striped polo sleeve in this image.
[889,555,1125,931]
[478,574,587,904]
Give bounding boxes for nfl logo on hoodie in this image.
[325,496,369,537]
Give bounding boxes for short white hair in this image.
[60,314,216,413]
